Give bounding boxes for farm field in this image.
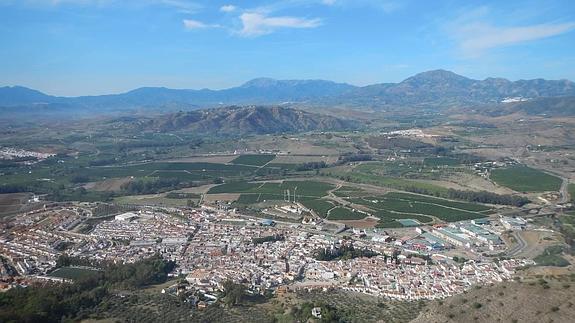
[114,194,198,207]
[423,157,461,166]
[327,207,366,220]
[355,196,485,222]
[333,186,367,198]
[0,162,258,187]
[384,192,491,212]
[230,154,275,166]
[397,219,422,226]
[208,180,334,201]
[48,267,101,280]
[375,209,433,224]
[324,168,449,196]
[273,154,337,164]
[490,165,562,192]
[300,199,335,218]
[342,190,488,224]
[83,162,256,179]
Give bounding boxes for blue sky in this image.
[0,0,574,96]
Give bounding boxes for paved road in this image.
[559,177,570,204]
[506,231,527,257]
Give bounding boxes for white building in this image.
[115,212,139,221]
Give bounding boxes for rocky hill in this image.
[148,106,360,135]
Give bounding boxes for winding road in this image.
[506,231,527,257]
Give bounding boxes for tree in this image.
[221,280,246,307]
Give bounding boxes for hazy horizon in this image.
[3,68,575,98]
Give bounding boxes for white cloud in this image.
[3,0,202,12]
[220,4,236,12]
[15,0,114,5]
[319,0,401,13]
[457,22,575,57]
[158,0,201,13]
[446,6,575,58]
[239,12,321,37]
[183,19,219,30]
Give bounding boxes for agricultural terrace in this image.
[490,166,562,192]
[230,154,276,166]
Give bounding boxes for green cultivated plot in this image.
[328,207,366,220]
[208,182,260,194]
[231,154,276,166]
[423,157,461,166]
[326,168,449,196]
[568,183,575,202]
[375,209,433,223]
[385,192,491,212]
[236,194,261,204]
[208,180,334,200]
[57,162,259,183]
[301,199,335,218]
[491,166,562,192]
[376,219,404,228]
[349,193,485,222]
[333,186,365,198]
[534,246,570,267]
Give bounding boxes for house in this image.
[115,212,139,221]
[312,307,322,319]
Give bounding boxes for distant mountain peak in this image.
[240,77,280,88]
[1,70,574,112]
[402,69,472,83]
[240,77,350,88]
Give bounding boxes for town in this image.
[0,200,534,305]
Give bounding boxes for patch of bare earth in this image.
[448,173,516,194]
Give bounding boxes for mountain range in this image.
[1,70,574,115]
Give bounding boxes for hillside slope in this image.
[412,279,575,323]
[149,106,360,135]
